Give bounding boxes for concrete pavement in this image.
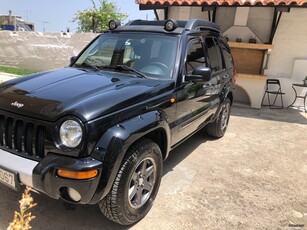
[0,106,306,229]
[0,72,18,83]
[0,71,306,229]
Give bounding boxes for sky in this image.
[0,0,155,32]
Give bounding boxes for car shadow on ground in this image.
[0,131,209,230]
[231,104,307,125]
[163,131,211,176]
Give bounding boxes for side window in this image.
[205,37,223,72]
[219,40,234,69]
[185,40,207,74]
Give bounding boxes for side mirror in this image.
[70,56,77,65]
[185,66,212,83]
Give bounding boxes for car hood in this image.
[0,67,175,122]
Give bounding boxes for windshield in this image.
[74,33,178,79]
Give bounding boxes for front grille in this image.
[0,114,46,160]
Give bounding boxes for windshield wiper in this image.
[103,65,147,78]
[76,62,101,71]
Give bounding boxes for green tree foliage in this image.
[0,17,4,30]
[73,0,128,33]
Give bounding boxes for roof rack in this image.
[125,19,220,33]
[184,19,220,32]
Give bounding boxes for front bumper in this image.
[0,149,103,204]
[0,149,37,187]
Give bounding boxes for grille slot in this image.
[0,114,46,160]
[0,115,4,146]
[5,117,13,148]
[35,126,45,158]
[14,120,24,152]
[24,123,34,156]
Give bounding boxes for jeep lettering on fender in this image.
[0,19,235,225]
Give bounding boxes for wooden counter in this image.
[236,73,267,80]
[228,42,273,50]
[228,42,273,75]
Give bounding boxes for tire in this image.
[206,97,231,138]
[99,138,163,225]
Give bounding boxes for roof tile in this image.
[136,0,307,6]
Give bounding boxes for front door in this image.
[172,38,217,145]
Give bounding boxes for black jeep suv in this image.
[0,19,235,225]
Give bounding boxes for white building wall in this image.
[0,31,96,71]
[168,6,211,21]
[266,8,307,79]
[247,8,274,44]
[215,7,236,33]
[265,8,307,106]
[165,7,193,20]
[190,7,208,20]
[178,6,192,20]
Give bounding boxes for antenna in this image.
[42,21,49,32]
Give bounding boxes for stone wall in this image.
[0,31,97,71]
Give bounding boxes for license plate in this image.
[0,166,17,190]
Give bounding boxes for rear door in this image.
[203,36,227,104]
[218,37,235,84]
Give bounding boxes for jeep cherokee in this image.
[0,19,235,225]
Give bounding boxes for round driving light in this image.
[109,20,120,30]
[60,120,82,148]
[67,187,81,202]
[164,19,178,31]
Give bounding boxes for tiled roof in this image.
[136,0,307,6]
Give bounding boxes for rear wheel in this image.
[206,97,231,138]
[99,139,163,225]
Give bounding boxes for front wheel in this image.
[99,139,163,225]
[206,97,231,138]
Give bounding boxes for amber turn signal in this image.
[57,169,98,180]
[170,98,175,103]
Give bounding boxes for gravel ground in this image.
[0,106,306,230]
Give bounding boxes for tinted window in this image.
[205,37,223,72]
[219,40,234,69]
[185,40,207,74]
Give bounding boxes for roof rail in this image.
[184,19,220,32]
[124,19,220,33]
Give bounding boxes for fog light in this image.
[109,20,120,30]
[67,187,81,202]
[164,19,178,31]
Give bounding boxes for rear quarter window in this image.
[219,40,234,69]
[205,37,223,72]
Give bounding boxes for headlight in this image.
[60,120,83,148]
